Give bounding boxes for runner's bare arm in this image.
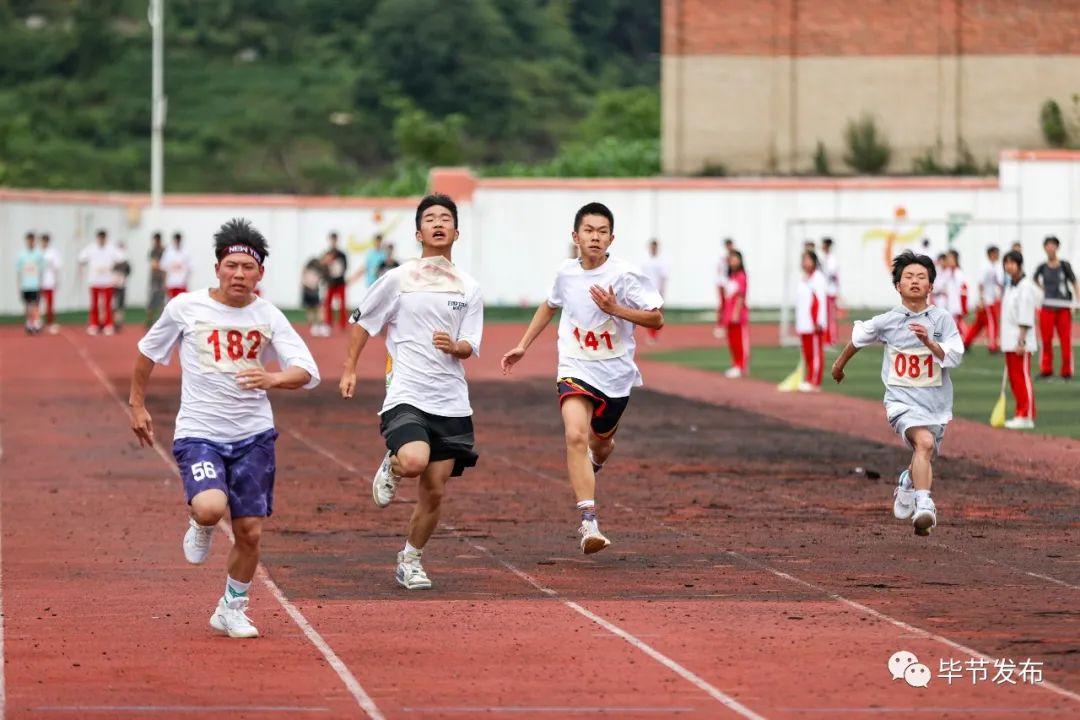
[501,302,557,374]
[831,342,860,383]
[128,353,157,447]
[339,324,371,399]
[236,366,312,391]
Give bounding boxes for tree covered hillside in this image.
[0,0,660,194]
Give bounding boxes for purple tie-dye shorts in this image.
[172,428,278,518]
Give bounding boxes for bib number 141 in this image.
[573,327,614,352]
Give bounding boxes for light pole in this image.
[149,0,166,211]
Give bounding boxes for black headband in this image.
[218,244,263,265]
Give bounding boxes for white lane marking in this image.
[35,706,330,714]
[486,454,1080,705]
[615,503,1080,706]
[399,707,696,714]
[63,332,385,720]
[282,429,766,719]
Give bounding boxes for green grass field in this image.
[648,344,1080,439]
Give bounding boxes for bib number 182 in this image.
[207,329,262,362]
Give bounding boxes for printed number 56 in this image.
[191,461,218,482]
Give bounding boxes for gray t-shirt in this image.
[852,305,964,426]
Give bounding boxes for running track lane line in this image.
[488,454,1080,706]
[62,332,386,720]
[285,430,767,720]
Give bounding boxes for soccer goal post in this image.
[779,215,1080,346]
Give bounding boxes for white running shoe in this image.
[579,519,611,554]
[102,325,115,336]
[85,325,99,336]
[1004,417,1035,430]
[797,381,818,393]
[209,596,259,638]
[372,451,401,508]
[712,326,725,339]
[893,469,915,520]
[724,367,743,379]
[396,550,432,590]
[912,496,937,536]
[183,518,215,564]
[47,323,59,335]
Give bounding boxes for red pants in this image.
[963,303,1000,350]
[89,286,114,328]
[167,287,186,300]
[41,289,55,325]
[825,296,838,345]
[1005,351,1036,419]
[1038,307,1073,377]
[800,331,825,386]
[324,283,348,328]
[953,314,968,339]
[728,322,749,371]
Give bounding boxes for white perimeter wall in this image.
[1,152,1077,316]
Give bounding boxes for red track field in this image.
[0,323,1076,720]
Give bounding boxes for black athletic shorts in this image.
[379,404,478,477]
[301,288,320,309]
[557,377,630,438]
[22,290,40,303]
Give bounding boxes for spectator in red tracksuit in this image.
[1000,250,1039,429]
[963,245,1002,352]
[714,237,735,338]
[722,250,749,378]
[795,250,828,392]
[1033,236,1078,380]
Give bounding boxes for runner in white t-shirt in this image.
[162,232,192,299]
[129,219,320,638]
[340,194,483,591]
[501,202,664,554]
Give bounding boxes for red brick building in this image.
[662,0,1080,174]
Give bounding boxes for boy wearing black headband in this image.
[129,218,320,638]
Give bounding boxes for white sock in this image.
[901,470,914,489]
[914,489,931,504]
[403,540,421,556]
[225,575,251,602]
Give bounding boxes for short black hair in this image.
[40,233,50,242]
[415,193,458,230]
[948,249,960,265]
[723,237,734,246]
[1004,250,1023,267]
[986,244,999,256]
[152,231,162,241]
[1044,235,1060,247]
[729,249,745,272]
[574,202,614,232]
[822,237,834,247]
[803,249,819,270]
[172,231,182,242]
[936,252,947,261]
[96,228,107,238]
[214,218,269,263]
[24,231,34,239]
[891,251,936,285]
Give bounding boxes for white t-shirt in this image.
[161,246,192,289]
[979,261,1003,305]
[547,256,663,398]
[1000,276,1041,353]
[945,268,968,316]
[78,243,122,288]
[794,270,828,334]
[353,256,483,418]
[640,256,669,297]
[137,289,320,443]
[42,247,61,290]
[823,253,840,297]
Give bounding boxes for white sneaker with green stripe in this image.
[209,596,259,638]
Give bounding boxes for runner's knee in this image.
[395,446,429,477]
[190,489,227,526]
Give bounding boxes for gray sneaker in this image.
[893,469,915,520]
[372,451,401,508]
